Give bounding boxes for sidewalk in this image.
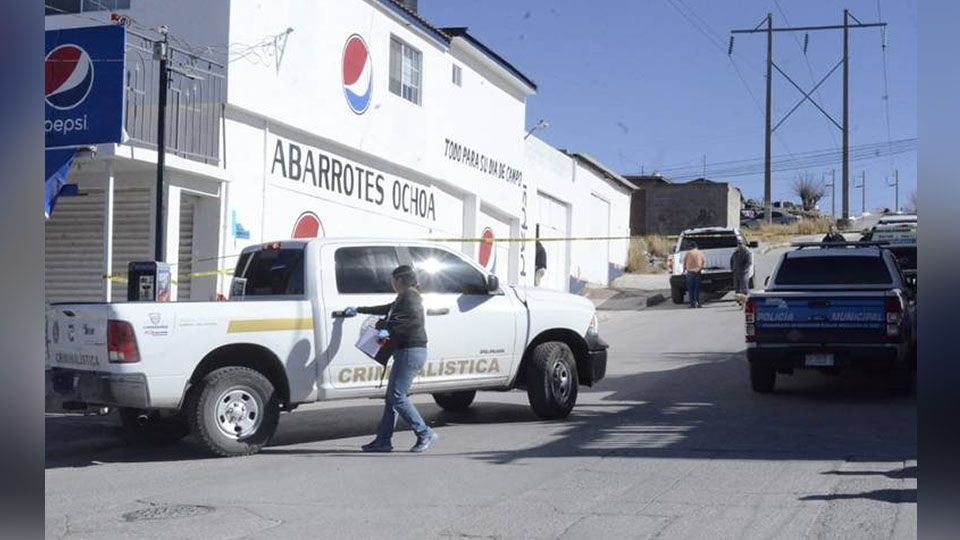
[579,273,671,312]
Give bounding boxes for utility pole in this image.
[842,10,850,226]
[154,26,170,262]
[853,170,866,215]
[764,13,773,224]
[731,11,886,227]
[887,168,899,212]
[822,169,836,220]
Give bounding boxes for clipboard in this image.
[355,326,384,360]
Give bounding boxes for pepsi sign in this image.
[342,34,372,114]
[45,26,125,148]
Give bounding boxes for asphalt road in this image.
[45,245,916,539]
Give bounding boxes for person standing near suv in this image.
[730,239,753,308]
[683,242,707,308]
[345,265,438,453]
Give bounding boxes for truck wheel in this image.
[186,366,281,457]
[749,363,776,393]
[671,286,685,304]
[432,390,476,411]
[118,408,189,445]
[526,342,579,420]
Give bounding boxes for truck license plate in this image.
[805,353,834,367]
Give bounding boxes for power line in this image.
[663,0,803,171]
[658,137,916,180]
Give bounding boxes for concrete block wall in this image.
[632,183,740,235]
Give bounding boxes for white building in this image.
[44,0,634,303]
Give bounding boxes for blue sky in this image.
[421,0,917,213]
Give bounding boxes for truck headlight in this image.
[587,314,599,335]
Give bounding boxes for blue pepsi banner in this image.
[45,25,126,148]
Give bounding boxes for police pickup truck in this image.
[668,227,758,304]
[744,242,917,394]
[46,239,608,457]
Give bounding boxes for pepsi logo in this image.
[292,211,325,239]
[478,227,497,272]
[342,34,372,115]
[45,44,95,111]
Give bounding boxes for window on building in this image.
[408,247,487,295]
[46,0,131,15]
[335,246,401,294]
[452,64,462,87]
[389,36,422,105]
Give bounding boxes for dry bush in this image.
[627,237,653,273]
[627,235,674,274]
[646,235,674,258]
[749,218,834,241]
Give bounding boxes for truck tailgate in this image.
[46,305,109,370]
[753,294,886,343]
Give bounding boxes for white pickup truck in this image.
[667,227,758,304]
[46,239,608,456]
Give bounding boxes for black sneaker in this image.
[410,431,438,453]
[361,440,393,453]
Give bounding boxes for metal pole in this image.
[765,13,773,224]
[103,162,115,302]
[894,168,899,211]
[154,28,169,262]
[831,169,836,219]
[842,9,850,223]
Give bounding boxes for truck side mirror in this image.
[487,274,500,293]
[748,241,759,248]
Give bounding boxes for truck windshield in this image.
[775,256,892,286]
[679,233,738,251]
[233,247,305,296]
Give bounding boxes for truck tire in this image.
[186,366,281,457]
[118,408,189,445]
[432,390,476,411]
[749,362,776,393]
[526,342,579,420]
[671,285,685,304]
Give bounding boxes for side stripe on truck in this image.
[226,318,314,333]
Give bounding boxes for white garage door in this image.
[537,193,569,291]
[588,193,611,285]
[45,186,152,304]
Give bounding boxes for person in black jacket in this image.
[344,265,437,453]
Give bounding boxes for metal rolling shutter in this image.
[177,195,198,300]
[45,187,105,304]
[111,187,153,301]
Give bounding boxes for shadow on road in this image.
[46,352,916,469]
[800,489,917,504]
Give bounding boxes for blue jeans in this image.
[686,271,701,307]
[375,347,431,443]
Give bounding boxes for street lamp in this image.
[524,119,550,140]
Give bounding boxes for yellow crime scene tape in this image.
[99,232,697,283]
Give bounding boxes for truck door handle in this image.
[427,308,450,316]
[331,310,355,319]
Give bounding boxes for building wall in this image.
[633,183,740,236]
[524,137,632,291]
